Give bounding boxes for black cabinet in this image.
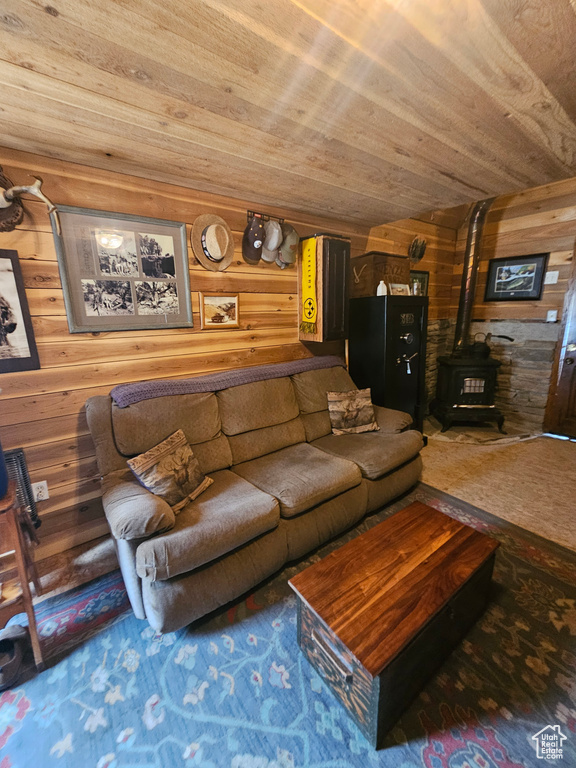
[348,296,428,431]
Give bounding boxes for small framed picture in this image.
[0,249,40,373]
[484,253,549,301]
[389,283,411,296]
[410,270,429,296]
[200,293,239,329]
[51,205,192,332]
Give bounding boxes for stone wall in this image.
[424,319,455,405]
[469,320,560,433]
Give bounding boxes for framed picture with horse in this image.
[0,249,40,374]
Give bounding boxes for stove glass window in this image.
[462,378,485,394]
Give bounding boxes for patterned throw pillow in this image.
[326,388,380,435]
[127,429,213,512]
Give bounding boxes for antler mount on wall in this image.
[0,165,59,233]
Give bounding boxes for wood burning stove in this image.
[433,353,504,432]
[430,198,511,433]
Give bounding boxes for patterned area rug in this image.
[2,483,576,768]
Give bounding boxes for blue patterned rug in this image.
[2,483,576,768]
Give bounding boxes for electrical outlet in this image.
[32,481,49,502]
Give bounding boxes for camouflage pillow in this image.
[326,388,380,435]
[127,429,213,513]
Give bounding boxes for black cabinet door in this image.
[322,238,349,341]
[349,296,428,430]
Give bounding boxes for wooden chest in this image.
[289,502,499,748]
[349,251,410,298]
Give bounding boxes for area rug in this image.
[2,483,576,768]
[423,417,540,445]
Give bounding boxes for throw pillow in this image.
[127,429,213,512]
[327,388,380,435]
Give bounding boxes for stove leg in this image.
[497,416,506,434]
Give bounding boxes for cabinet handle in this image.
[311,631,354,684]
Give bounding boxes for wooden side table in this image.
[0,481,44,671]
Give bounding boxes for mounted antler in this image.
[0,167,60,233]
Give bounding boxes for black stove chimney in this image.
[453,197,495,355]
[430,196,506,432]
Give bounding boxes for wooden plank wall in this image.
[0,148,371,563]
[451,180,576,319]
[364,207,466,320]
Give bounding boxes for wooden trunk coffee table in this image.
[288,501,499,748]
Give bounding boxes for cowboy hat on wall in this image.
[191,214,235,272]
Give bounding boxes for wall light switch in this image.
[544,270,559,285]
[546,310,558,323]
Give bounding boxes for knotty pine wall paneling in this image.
[0,148,370,563]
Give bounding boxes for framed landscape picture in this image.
[0,249,40,373]
[199,293,239,329]
[51,206,192,332]
[484,253,549,301]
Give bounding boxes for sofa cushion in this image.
[111,392,233,473]
[312,429,424,481]
[218,377,299,435]
[233,442,362,519]
[135,469,280,581]
[228,417,306,464]
[374,405,413,433]
[291,366,356,414]
[300,411,332,442]
[102,469,176,540]
[127,429,213,512]
[327,388,379,435]
[291,366,357,440]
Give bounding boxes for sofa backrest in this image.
[291,366,357,441]
[86,364,354,478]
[110,392,233,474]
[217,377,306,464]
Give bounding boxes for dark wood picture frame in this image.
[410,270,429,296]
[484,253,549,302]
[51,205,192,333]
[0,249,40,373]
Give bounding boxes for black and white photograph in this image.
[136,281,180,315]
[485,253,549,301]
[0,249,40,373]
[200,293,239,329]
[139,233,176,278]
[51,206,192,332]
[96,230,138,276]
[81,280,134,316]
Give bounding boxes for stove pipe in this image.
[453,197,495,354]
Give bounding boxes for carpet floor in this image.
[422,435,576,552]
[3,484,576,768]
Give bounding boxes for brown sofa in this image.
[86,361,423,633]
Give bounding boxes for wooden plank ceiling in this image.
[1,0,576,226]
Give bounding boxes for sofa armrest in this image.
[373,405,413,434]
[101,469,176,540]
